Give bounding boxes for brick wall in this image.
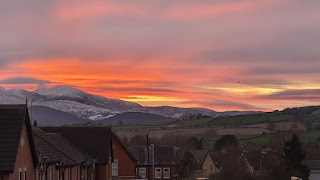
[4,125,35,180]
[112,137,136,179]
[37,164,95,180]
[96,164,109,180]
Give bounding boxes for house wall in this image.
[44,165,60,180]
[112,137,136,179]
[53,166,80,180]
[193,154,218,179]
[136,165,179,180]
[3,125,35,180]
[36,163,95,180]
[96,164,110,180]
[1,174,9,180]
[201,154,217,177]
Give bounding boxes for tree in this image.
[212,149,256,180]
[283,133,310,180]
[213,135,239,152]
[179,151,197,178]
[187,137,203,150]
[265,133,310,180]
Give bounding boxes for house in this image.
[0,105,37,180]
[112,133,137,179]
[190,150,218,179]
[41,127,114,180]
[33,128,95,180]
[130,145,179,180]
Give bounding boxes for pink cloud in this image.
[56,2,147,21]
[163,1,257,21]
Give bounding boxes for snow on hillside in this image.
[35,85,86,98]
[35,85,142,111]
[0,87,24,104]
[36,100,118,120]
[0,85,259,122]
[8,89,46,102]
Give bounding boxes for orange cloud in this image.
[57,2,147,21]
[1,58,319,111]
[4,59,242,108]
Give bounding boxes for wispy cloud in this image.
[56,1,148,21]
[260,89,320,101]
[0,77,51,85]
[163,1,256,21]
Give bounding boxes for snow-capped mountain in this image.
[35,86,142,111]
[0,87,22,104]
[1,86,142,120]
[0,85,259,124]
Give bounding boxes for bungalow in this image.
[0,105,37,180]
[130,145,179,180]
[33,128,95,180]
[41,127,113,180]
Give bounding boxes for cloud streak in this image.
[0,77,51,85]
[260,89,320,101]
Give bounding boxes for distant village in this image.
[0,104,319,180]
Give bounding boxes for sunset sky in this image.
[1,0,320,111]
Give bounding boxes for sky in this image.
[0,0,320,111]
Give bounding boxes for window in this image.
[163,168,170,179]
[112,160,118,176]
[155,168,162,179]
[19,168,27,180]
[19,168,23,180]
[139,168,146,178]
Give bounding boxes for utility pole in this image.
[31,99,34,125]
[147,133,150,180]
[151,144,155,180]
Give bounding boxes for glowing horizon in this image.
[1,1,320,111]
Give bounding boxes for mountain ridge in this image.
[0,85,260,125]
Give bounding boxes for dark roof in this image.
[210,151,248,171]
[189,150,212,170]
[33,128,93,166]
[41,126,113,164]
[130,145,179,166]
[0,105,37,173]
[304,160,320,170]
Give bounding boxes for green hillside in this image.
[204,106,320,128]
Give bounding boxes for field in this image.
[114,105,320,144]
